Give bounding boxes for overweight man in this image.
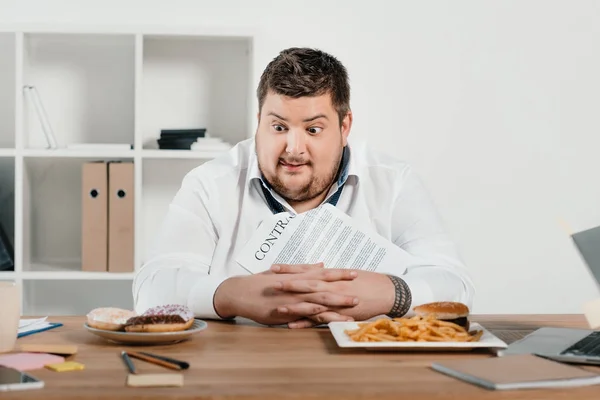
[133,47,474,328]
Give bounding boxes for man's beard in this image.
[258,149,343,204]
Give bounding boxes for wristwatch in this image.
[385,275,412,318]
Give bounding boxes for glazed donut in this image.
[124,304,194,333]
[87,307,137,331]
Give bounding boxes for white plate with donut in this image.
[84,305,208,345]
[83,319,208,345]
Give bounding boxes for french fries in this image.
[344,314,483,342]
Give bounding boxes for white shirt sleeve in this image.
[132,172,227,320]
[378,165,475,313]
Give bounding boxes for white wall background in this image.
[1,0,599,314]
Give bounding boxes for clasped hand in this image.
[214,263,394,328]
[271,263,359,328]
[271,263,394,328]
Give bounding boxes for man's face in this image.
[256,91,351,204]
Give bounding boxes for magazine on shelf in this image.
[23,85,59,149]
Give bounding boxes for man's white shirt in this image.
[132,137,475,319]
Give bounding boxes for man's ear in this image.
[341,111,353,147]
[255,111,261,136]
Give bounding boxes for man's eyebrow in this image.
[267,112,288,121]
[303,114,328,122]
[266,112,329,122]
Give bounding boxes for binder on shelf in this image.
[81,162,108,272]
[0,223,14,271]
[108,161,134,273]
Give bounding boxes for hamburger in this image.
[413,301,470,330]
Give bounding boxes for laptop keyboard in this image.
[560,331,600,357]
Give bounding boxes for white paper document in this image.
[236,204,408,275]
[18,317,50,335]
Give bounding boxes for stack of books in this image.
[157,129,206,150]
[156,129,232,152]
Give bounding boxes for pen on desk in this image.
[121,351,136,374]
[139,352,190,370]
[125,351,183,371]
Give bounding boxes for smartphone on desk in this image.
[0,366,44,391]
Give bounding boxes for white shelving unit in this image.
[0,26,254,315]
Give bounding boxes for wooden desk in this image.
[5,315,599,399]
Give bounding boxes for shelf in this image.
[140,35,252,149]
[142,149,228,159]
[0,33,16,148]
[0,23,256,38]
[22,280,134,315]
[23,33,135,149]
[23,262,134,280]
[22,158,133,270]
[1,28,254,316]
[0,149,15,157]
[140,158,205,260]
[22,270,134,280]
[0,272,16,280]
[23,148,135,159]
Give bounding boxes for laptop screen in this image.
[572,225,600,285]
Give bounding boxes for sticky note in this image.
[0,353,64,371]
[126,373,184,387]
[45,361,85,372]
[20,344,78,355]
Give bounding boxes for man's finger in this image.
[270,262,324,274]
[301,292,358,307]
[287,319,316,329]
[276,279,330,293]
[288,312,354,328]
[311,311,354,325]
[308,268,357,282]
[277,302,328,316]
[275,270,357,293]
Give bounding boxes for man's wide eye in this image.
[308,127,323,135]
[273,124,286,132]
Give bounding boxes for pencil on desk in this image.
[125,351,183,371]
[139,352,190,370]
[121,351,136,374]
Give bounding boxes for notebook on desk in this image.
[431,354,600,390]
[17,318,62,338]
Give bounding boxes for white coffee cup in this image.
[0,281,20,353]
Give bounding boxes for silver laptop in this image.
[498,225,600,365]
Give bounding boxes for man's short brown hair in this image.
[257,47,351,125]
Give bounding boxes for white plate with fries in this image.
[328,317,507,351]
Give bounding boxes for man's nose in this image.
[286,129,306,155]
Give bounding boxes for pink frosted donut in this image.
[87,307,137,331]
[124,304,194,333]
